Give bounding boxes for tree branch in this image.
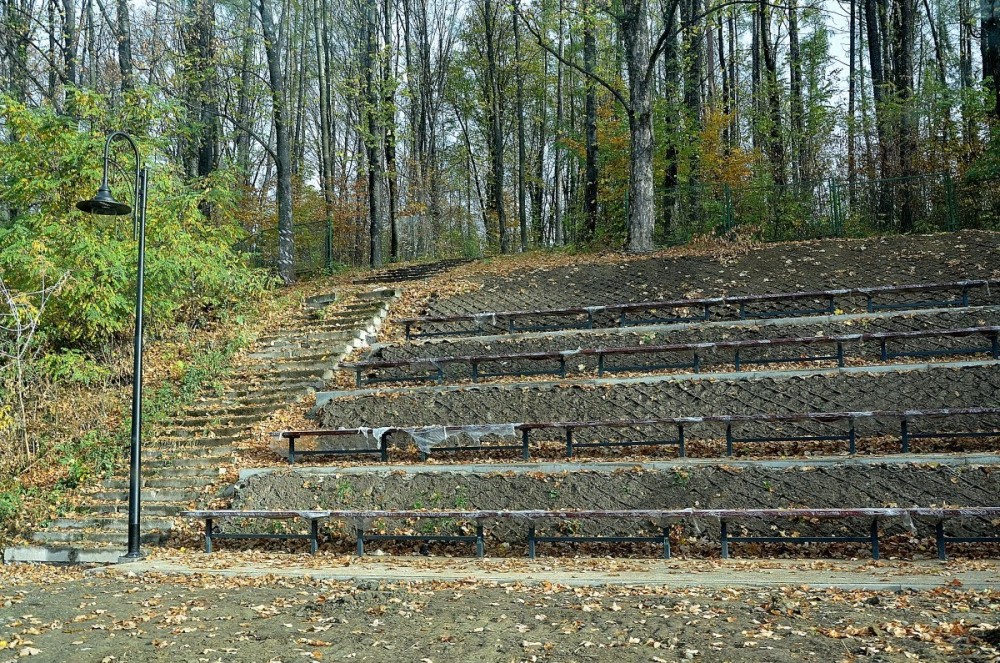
[516,4,631,112]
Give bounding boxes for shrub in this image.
[0,90,272,348]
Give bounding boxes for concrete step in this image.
[147,455,230,469]
[47,516,175,531]
[230,366,331,382]
[183,401,287,418]
[31,529,168,545]
[89,488,205,502]
[248,346,352,362]
[257,328,358,345]
[142,438,239,460]
[102,476,218,490]
[77,503,186,517]
[219,377,323,397]
[171,412,269,429]
[304,292,339,309]
[244,358,343,376]
[161,424,246,439]
[147,464,228,478]
[353,288,399,301]
[3,544,134,564]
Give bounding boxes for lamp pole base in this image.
[119,550,146,563]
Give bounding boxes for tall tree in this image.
[258,0,295,282]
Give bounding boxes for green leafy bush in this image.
[0,89,272,348]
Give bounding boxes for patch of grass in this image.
[335,480,353,504]
[454,486,469,509]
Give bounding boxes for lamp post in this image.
[77,132,148,561]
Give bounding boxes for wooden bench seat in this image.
[343,325,1000,386]
[273,406,1000,463]
[179,507,1000,560]
[398,279,999,339]
[179,510,331,553]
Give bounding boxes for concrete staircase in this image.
[3,288,397,564]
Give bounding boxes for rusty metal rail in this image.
[398,279,999,339]
[343,325,1000,387]
[273,406,1000,463]
[181,507,1000,560]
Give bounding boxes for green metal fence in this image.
[657,172,1000,245]
[235,219,369,276]
[236,172,1000,274]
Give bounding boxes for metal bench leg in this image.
[936,520,947,560]
[521,429,530,461]
[849,423,856,455]
[565,428,574,458]
[870,519,880,560]
[288,437,296,465]
[721,521,729,559]
[379,433,389,462]
[901,419,910,453]
[356,529,365,556]
[726,425,733,456]
[528,526,536,559]
[662,527,671,559]
[476,524,485,558]
[677,425,685,458]
[310,519,320,554]
[205,517,213,554]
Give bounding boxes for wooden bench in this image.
[344,325,1000,386]
[179,510,331,553]
[179,507,1000,560]
[398,279,1000,339]
[273,406,1000,462]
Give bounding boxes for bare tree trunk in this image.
[115,0,133,90]
[259,0,295,282]
[788,0,805,181]
[483,0,508,252]
[514,8,529,251]
[620,0,655,252]
[553,0,565,246]
[959,0,977,155]
[383,0,399,260]
[892,0,916,232]
[848,0,857,180]
[314,0,336,251]
[661,0,680,234]
[984,0,1000,118]
[759,0,785,185]
[364,0,383,267]
[583,0,598,241]
[236,6,255,185]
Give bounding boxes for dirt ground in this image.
[421,231,1000,320]
[1,563,998,663]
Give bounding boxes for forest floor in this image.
[2,560,1000,662]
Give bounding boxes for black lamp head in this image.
[77,182,132,216]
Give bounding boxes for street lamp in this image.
[77,132,148,561]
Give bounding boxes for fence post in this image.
[830,178,842,237]
[945,174,958,231]
[723,184,734,232]
[325,218,333,273]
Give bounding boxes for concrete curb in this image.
[94,557,1000,591]
[238,452,1000,481]
[314,358,1000,407]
